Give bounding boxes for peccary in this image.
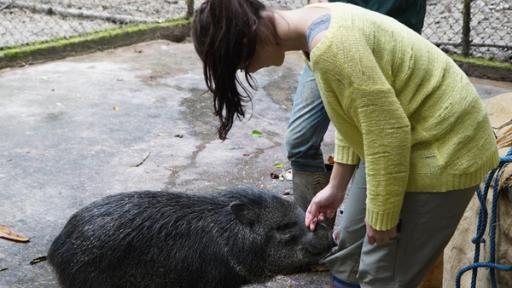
[48,188,334,288]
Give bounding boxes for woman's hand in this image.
[305,184,345,231]
[366,223,397,245]
[305,162,356,231]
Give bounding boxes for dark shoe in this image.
[332,275,361,288]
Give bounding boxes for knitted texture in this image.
[308,3,499,230]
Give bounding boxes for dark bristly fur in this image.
[48,188,334,288]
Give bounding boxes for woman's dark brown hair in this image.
[192,0,277,140]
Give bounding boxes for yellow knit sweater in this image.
[308,3,499,230]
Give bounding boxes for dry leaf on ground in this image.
[270,172,280,180]
[29,256,47,265]
[284,169,293,181]
[0,225,30,243]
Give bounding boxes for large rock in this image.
[443,92,512,287]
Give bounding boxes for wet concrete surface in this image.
[0,40,510,288]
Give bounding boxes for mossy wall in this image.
[0,19,190,70]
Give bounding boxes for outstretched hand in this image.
[305,184,345,231]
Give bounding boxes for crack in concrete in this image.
[163,86,217,188]
[165,139,210,188]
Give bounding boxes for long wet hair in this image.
[192,0,278,140]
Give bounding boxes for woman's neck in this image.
[272,9,309,52]
[272,6,330,53]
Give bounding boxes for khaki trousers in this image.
[324,163,475,288]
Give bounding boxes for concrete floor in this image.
[0,40,510,288]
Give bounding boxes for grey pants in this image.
[324,163,475,288]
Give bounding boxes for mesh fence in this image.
[0,0,511,63]
[422,0,511,62]
[0,0,189,48]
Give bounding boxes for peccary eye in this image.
[275,221,300,243]
[275,221,298,232]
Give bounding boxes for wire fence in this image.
[0,0,190,49]
[0,0,511,63]
[422,0,511,63]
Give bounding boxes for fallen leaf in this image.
[29,256,47,265]
[274,162,284,169]
[282,189,292,196]
[174,134,184,138]
[113,105,119,112]
[165,167,176,172]
[242,153,251,157]
[270,172,280,180]
[284,169,293,181]
[0,225,30,243]
[250,130,263,138]
[131,152,151,168]
[310,264,329,272]
[327,155,335,165]
[0,268,7,272]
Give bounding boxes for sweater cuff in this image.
[334,145,360,165]
[366,206,401,231]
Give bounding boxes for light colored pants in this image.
[324,163,475,288]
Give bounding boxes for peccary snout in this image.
[304,221,336,256]
[48,188,334,288]
[259,199,336,275]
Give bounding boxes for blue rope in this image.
[456,148,512,288]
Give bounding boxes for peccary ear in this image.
[230,202,260,225]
